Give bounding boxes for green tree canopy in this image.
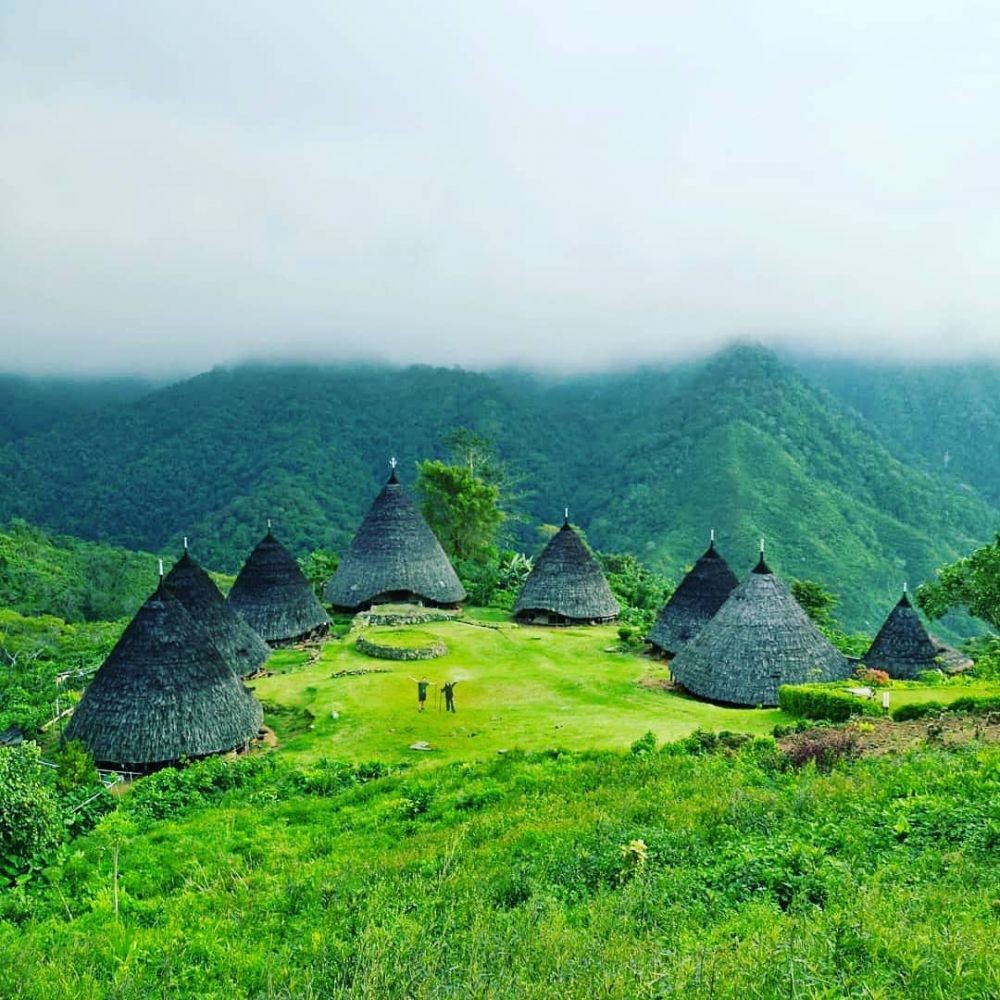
[791,579,838,628]
[917,534,1000,631]
[416,461,504,564]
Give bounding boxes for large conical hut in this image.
[648,533,738,657]
[863,588,970,678]
[325,461,466,611]
[65,581,263,773]
[514,515,620,625]
[669,547,851,706]
[227,528,330,644]
[165,542,271,678]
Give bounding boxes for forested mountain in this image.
[0,345,996,631]
[796,358,1000,505]
[0,520,164,622]
[0,375,155,445]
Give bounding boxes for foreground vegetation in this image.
[1,734,998,998]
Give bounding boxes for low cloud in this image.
[2,2,999,374]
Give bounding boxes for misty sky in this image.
[2,2,999,374]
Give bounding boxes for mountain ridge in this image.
[0,345,995,630]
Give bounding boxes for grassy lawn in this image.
[252,615,792,763]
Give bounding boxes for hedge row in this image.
[892,694,1000,722]
[778,684,883,722]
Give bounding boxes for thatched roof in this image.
[65,583,262,771]
[324,469,466,611]
[863,591,945,679]
[165,548,271,678]
[648,538,738,655]
[514,520,620,623]
[930,637,975,674]
[227,531,330,643]
[669,553,851,706]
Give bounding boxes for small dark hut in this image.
[64,583,263,772]
[647,533,738,656]
[669,547,851,706]
[514,516,620,625]
[165,544,271,678]
[227,529,330,644]
[864,588,969,678]
[324,462,466,611]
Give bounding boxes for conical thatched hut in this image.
[514,517,620,625]
[227,530,330,644]
[165,545,271,678]
[863,589,966,678]
[669,549,851,706]
[648,535,738,657]
[324,465,466,611]
[65,583,263,772]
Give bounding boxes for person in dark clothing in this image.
[409,676,434,712]
[441,680,459,713]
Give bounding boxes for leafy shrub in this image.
[123,753,277,822]
[629,730,657,756]
[915,669,946,686]
[892,701,946,721]
[290,759,395,796]
[0,742,62,883]
[852,666,890,687]
[454,781,503,811]
[779,684,882,722]
[665,728,753,756]
[892,694,1000,722]
[399,787,434,819]
[53,740,98,793]
[948,695,1000,714]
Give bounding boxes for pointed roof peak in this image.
[752,539,771,574]
[388,455,399,484]
[898,587,912,608]
[561,508,571,530]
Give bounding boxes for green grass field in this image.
[4,609,1000,998]
[252,611,995,765]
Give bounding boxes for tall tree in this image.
[416,460,504,563]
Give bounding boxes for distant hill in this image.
[0,346,995,631]
[0,374,156,445]
[794,357,1000,505]
[0,519,164,622]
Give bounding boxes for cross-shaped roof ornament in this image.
[389,456,398,470]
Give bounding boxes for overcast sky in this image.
[2,2,999,375]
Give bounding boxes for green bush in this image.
[945,695,1000,715]
[778,684,882,722]
[891,694,1000,722]
[0,742,62,883]
[892,701,946,721]
[628,730,657,756]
